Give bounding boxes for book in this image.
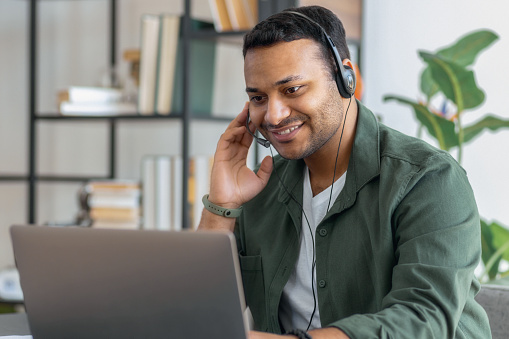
[245,0,258,27]
[141,155,213,230]
[155,14,180,115]
[90,207,140,221]
[155,156,171,230]
[92,220,140,230]
[59,101,137,115]
[171,155,183,231]
[88,190,140,208]
[87,180,140,191]
[138,14,161,115]
[68,86,123,104]
[84,180,141,229]
[192,155,213,229]
[171,35,217,117]
[142,155,176,231]
[141,156,156,229]
[209,0,233,32]
[225,0,252,31]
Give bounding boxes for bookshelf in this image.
[0,0,296,229]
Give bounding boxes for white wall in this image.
[362,0,509,227]
[0,0,246,269]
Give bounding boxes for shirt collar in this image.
[276,99,381,208]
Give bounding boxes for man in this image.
[199,5,491,339]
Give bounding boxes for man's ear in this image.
[343,58,354,71]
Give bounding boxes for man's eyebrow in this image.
[274,75,303,86]
[245,75,304,93]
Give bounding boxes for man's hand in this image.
[249,327,350,338]
[198,103,273,232]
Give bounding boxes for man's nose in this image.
[264,98,290,126]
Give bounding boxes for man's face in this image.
[244,38,344,160]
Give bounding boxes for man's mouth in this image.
[268,124,303,142]
[276,126,300,135]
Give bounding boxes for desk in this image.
[0,313,31,336]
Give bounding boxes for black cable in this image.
[269,147,317,331]
[326,96,352,213]
[267,96,352,332]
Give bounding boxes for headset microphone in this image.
[246,109,271,148]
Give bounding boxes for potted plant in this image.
[383,30,509,284]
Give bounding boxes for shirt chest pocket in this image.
[239,254,267,331]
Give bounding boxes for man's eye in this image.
[251,96,264,102]
[285,86,301,94]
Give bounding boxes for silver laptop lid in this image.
[10,225,248,339]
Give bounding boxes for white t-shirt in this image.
[279,167,346,331]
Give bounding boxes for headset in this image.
[243,10,356,332]
[246,10,356,148]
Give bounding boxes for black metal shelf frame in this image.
[23,0,290,226]
[26,0,189,227]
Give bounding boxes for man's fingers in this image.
[226,102,249,130]
[221,126,247,144]
[256,156,273,185]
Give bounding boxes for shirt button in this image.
[319,228,327,237]
[318,280,326,288]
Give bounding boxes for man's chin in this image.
[273,148,308,161]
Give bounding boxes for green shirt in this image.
[235,101,491,338]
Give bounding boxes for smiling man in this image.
[199,5,491,339]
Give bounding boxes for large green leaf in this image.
[481,220,500,280]
[419,30,498,100]
[419,52,485,111]
[420,67,440,101]
[438,30,499,67]
[490,222,509,262]
[463,115,509,144]
[383,95,458,150]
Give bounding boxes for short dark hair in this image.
[242,6,350,78]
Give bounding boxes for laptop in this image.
[10,225,250,339]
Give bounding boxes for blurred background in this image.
[0,0,507,276]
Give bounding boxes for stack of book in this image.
[137,15,217,117]
[142,155,213,231]
[84,180,141,229]
[59,86,137,116]
[208,0,258,32]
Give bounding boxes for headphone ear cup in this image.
[335,67,356,99]
[343,65,356,97]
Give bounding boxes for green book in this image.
[171,19,217,117]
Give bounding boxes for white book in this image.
[225,0,251,31]
[208,0,233,32]
[92,220,140,230]
[141,156,156,230]
[138,14,161,115]
[242,0,257,28]
[68,86,123,104]
[89,192,140,208]
[60,102,137,115]
[155,15,180,115]
[171,155,183,231]
[155,156,171,230]
[193,156,212,230]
